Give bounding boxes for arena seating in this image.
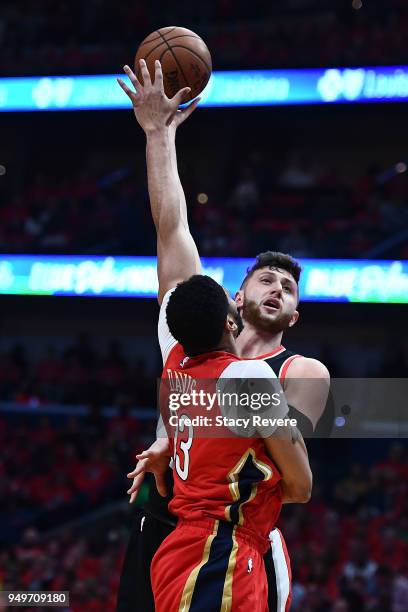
[1,408,406,611]
[1,153,407,259]
[1,1,407,75]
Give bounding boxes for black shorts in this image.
[116,512,291,612]
[116,510,174,612]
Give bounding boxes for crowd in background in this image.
[192,153,408,260]
[0,0,406,75]
[1,150,407,259]
[1,407,407,612]
[0,337,155,407]
[0,523,123,612]
[0,409,152,545]
[1,333,408,409]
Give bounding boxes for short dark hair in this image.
[166,275,229,356]
[240,251,302,288]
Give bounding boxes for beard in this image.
[242,298,293,334]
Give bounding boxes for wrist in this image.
[145,125,170,138]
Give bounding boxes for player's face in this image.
[236,267,299,334]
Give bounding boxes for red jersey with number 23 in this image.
[161,336,285,553]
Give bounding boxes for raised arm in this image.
[118,60,201,304]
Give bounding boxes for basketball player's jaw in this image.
[242,298,287,336]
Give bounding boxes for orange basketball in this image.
[134,27,212,102]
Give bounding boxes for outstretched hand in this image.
[117,60,199,133]
[126,437,171,504]
[170,97,201,132]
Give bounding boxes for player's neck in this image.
[236,322,283,359]
[214,329,240,356]
[218,338,238,355]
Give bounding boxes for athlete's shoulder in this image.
[164,343,185,370]
[219,357,278,380]
[284,356,330,380]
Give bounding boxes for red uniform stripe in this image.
[279,355,301,382]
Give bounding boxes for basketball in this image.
[134,27,212,102]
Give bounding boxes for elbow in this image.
[289,483,312,503]
[300,471,313,502]
[296,484,312,503]
[283,475,313,504]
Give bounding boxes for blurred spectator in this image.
[341,539,378,592]
[0,150,406,260]
[277,225,313,258]
[1,0,408,75]
[1,400,407,611]
[228,166,260,217]
[279,153,317,189]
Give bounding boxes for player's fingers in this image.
[126,476,143,495]
[127,473,144,494]
[180,97,201,119]
[117,78,138,104]
[126,465,146,480]
[135,450,153,460]
[136,449,160,464]
[127,484,140,498]
[127,458,148,478]
[172,87,191,106]
[139,59,152,87]
[126,483,141,497]
[123,65,142,91]
[154,60,164,90]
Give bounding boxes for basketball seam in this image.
[159,47,171,63]
[163,34,201,43]
[138,40,168,64]
[156,29,190,93]
[137,35,201,67]
[143,27,176,44]
[165,44,211,73]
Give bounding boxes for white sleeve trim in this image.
[158,288,178,365]
[218,359,280,381]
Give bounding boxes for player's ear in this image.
[235,290,244,309]
[225,314,238,333]
[288,310,299,328]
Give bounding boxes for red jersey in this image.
[158,291,286,553]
